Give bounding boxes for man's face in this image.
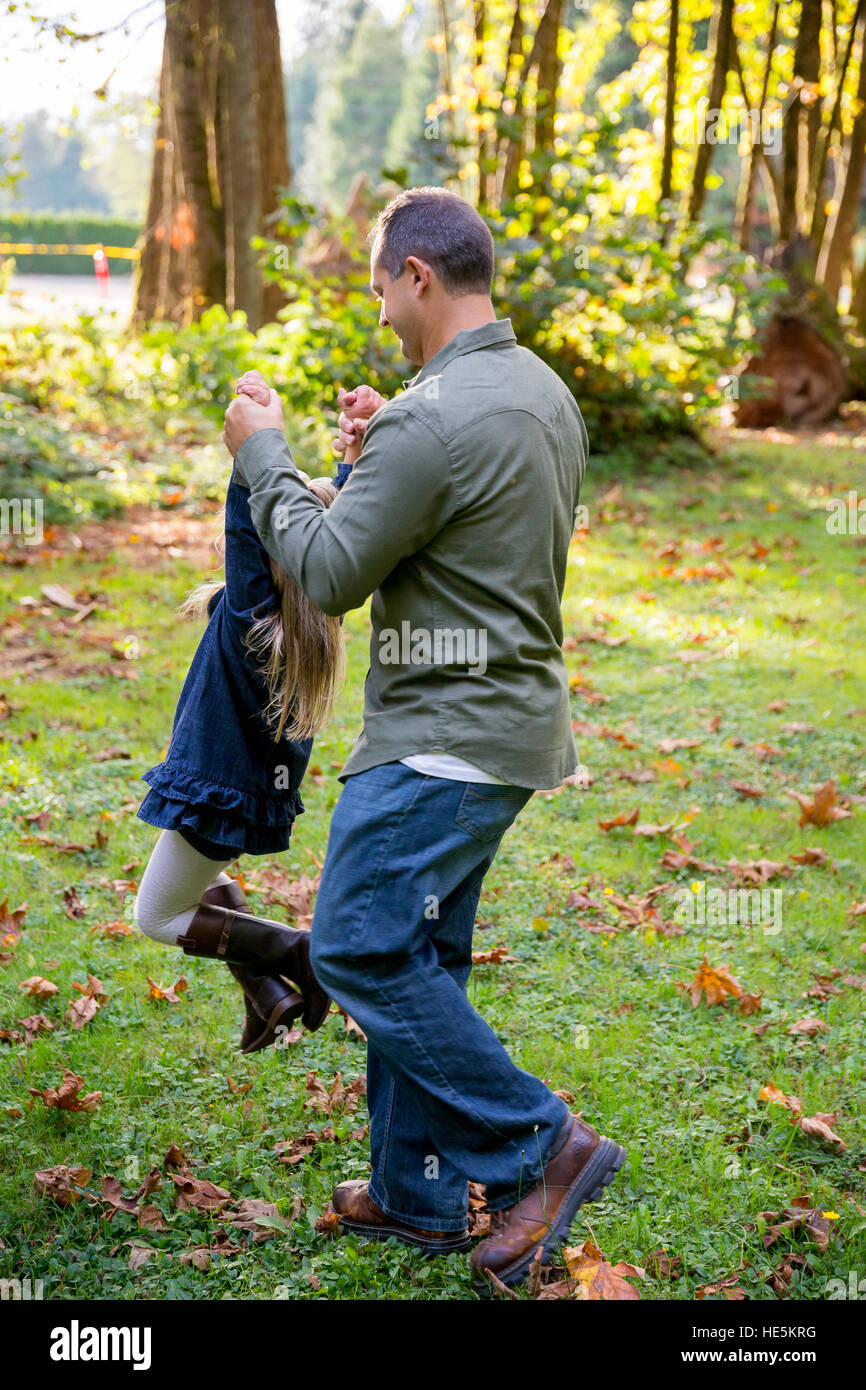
[370,256,423,365]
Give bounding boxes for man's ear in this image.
[405,255,432,296]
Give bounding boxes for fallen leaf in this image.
[29,1068,102,1112]
[597,806,640,831]
[786,780,853,827]
[676,956,743,1008]
[33,1164,93,1206]
[18,976,58,998]
[146,975,189,1004]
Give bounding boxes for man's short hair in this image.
[369,187,495,296]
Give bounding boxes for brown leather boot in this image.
[332,1180,473,1255]
[179,887,331,1035]
[199,882,306,1054]
[469,1115,627,1296]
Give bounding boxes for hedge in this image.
[0,213,141,274]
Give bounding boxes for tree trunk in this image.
[818,12,866,301]
[217,0,263,329]
[253,0,289,323]
[164,0,226,313]
[685,0,734,225]
[659,0,678,241]
[133,44,174,324]
[532,0,562,160]
[808,0,864,247]
[734,2,778,251]
[779,0,822,245]
[498,0,526,207]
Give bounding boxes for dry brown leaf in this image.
[787,1016,828,1037]
[597,805,640,831]
[471,946,519,964]
[559,1241,644,1301]
[759,1206,832,1251]
[796,1113,845,1151]
[63,886,86,919]
[0,898,27,939]
[18,976,58,998]
[171,1174,232,1213]
[227,1197,299,1243]
[33,1164,93,1206]
[676,956,743,1008]
[786,780,853,827]
[146,975,188,1004]
[28,1068,102,1112]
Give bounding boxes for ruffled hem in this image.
[140,760,304,828]
[137,788,299,856]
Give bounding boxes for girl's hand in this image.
[332,384,387,461]
[236,370,271,407]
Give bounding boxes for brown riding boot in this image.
[199,881,307,1054]
[183,882,331,1043]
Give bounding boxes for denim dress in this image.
[137,462,349,861]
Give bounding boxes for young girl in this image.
[133,381,357,1054]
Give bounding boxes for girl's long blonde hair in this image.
[180,476,345,742]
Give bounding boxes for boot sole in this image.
[472,1135,627,1298]
[337,1215,473,1256]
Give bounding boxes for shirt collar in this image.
[401,317,516,390]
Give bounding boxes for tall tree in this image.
[817,8,866,297]
[659,0,679,242]
[133,0,290,326]
[685,0,734,225]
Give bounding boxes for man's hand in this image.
[223,387,284,458]
[333,384,387,465]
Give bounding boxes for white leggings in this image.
[133,829,233,946]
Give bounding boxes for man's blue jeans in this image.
[309,761,571,1232]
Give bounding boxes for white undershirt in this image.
[400,752,508,784]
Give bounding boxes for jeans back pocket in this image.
[454,784,533,843]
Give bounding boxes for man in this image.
[223,186,627,1296]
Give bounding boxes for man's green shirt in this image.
[234,318,588,789]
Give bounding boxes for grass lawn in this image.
[1,421,865,1301]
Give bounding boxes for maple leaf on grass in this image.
[89,919,134,940]
[33,1164,94,1207]
[758,1207,833,1252]
[471,945,519,964]
[676,956,743,1008]
[29,1068,102,1112]
[727,858,792,884]
[786,779,853,827]
[146,975,188,1003]
[18,976,58,998]
[597,805,640,831]
[537,1241,644,1301]
[227,1196,300,1243]
[171,1174,232,1213]
[305,1070,366,1119]
[66,972,108,1030]
[0,897,27,940]
[63,886,86,920]
[787,1016,828,1037]
[101,1166,162,1216]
